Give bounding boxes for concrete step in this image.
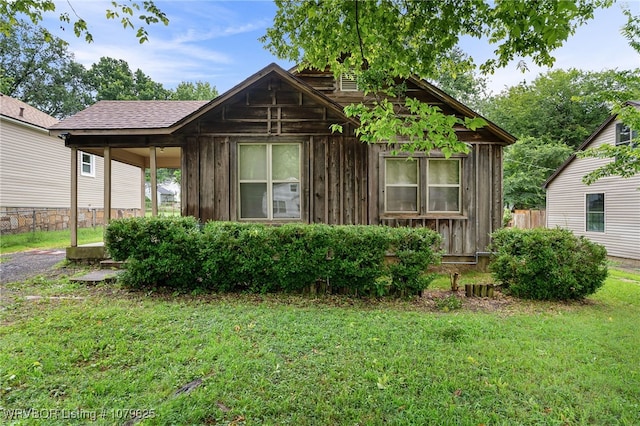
[70,269,123,284]
[100,259,127,270]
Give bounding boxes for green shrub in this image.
[106,216,201,289]
[489,227,608,300]
[106,218,442,296]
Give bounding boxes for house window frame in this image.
[237,142,302,221]
[615,122,638,148]
[585,192,605,233]
[381,153,463,216]
[80,152,95,177]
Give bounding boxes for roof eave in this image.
[409,77,516,145]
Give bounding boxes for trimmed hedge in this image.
[105,218,442,296]
[489,227,608,300]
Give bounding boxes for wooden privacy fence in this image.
[511,209,546,229]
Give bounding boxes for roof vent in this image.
[19,107,24,117]
[339,73,359,92]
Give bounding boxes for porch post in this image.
[70,147,78,247]
[140,166,146,216]
[150,146,158,216]
[104,147,112,227]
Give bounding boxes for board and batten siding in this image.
[546,120,640,260]
[1,117,142,209]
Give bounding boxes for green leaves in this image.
[343,98,476,157]
[1,0,168,44]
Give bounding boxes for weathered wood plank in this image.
[199,136,215,221]
[185,137,199,217]
[213,137,230,221]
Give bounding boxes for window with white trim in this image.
[615,123,637,147]
[383,157,461,214]
[586,193,605,232]
[238,143,301,219]
[80,152,95,177]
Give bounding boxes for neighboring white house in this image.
[544,102,640,262]
[0,94,143,233]
[145,181,181,206]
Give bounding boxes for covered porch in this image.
[49,100,209,260]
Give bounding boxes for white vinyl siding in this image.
[546,120,640,260]
[1,117,142,209]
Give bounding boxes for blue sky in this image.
[43,1,640,96]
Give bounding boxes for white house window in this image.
[238,143,301,220]
[385,158,419,212]
[586,193,605,232]
[339,73,359,92]
[80,152,95,177]
[384,157,461,214]
[427,159,461,213]
[615,123,637,147]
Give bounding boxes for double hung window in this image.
[238,143,301,219]
[80,152,95,177]
[384,157,461,214]
[586,193,605,232]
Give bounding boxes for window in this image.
[80,152,94,177]
[339,73,359,92]
[385,159,418,212]
[615,123,638,147]
[383,157,461,214]
[586,193,605,232]
[427,159,460,213]
[238,143,301,219]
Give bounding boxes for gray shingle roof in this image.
[49,100,209,131]
[0,94,58,129]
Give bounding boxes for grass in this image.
[0,228,104,255]
[1,269,639,425]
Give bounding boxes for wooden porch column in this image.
[70,147,78,247]
[104,147,112,227]
[140,166,146,216]
[150,146,158,216]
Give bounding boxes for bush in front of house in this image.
[105,218,442,296]
[489,227,608,300]
[105,216,202,290]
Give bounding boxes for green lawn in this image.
[0,227,104,255]
[1,269,639,425]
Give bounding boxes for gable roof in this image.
[50,100,209,135]
[49,63,356,137]
[408,77,515,144]
[289,66,515,145]
[543,101,640,189]
[173,62,357,130]
[0,94,58,129]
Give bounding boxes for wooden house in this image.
[50,63,515,266]
[544,102,640,263]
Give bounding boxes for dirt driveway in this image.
[0,249,67,284]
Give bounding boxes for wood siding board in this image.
[312,136,327,223]
[463,147,477,254]
[476,145,492,251]
[213,137,230,221]
[369,145,380,224]
[328,137,340,224]
[229,139,238,221]
[199,136,215,222]
[185,137,200,217]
